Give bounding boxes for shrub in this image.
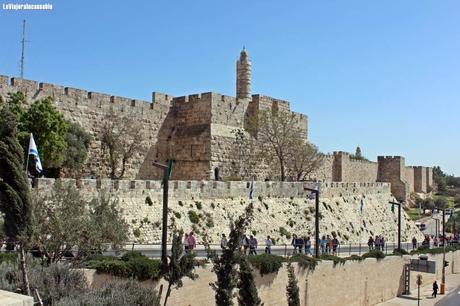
[319,254,345,267]
[211,202,215,209]
[279,227,291,239]
[0,253,17,264]
[289,254,319,271]
[195,201,203,210]
[362,250,385,260]
[248,254,283,276]
[174,211,181,219]
[126,256,162,281]
[286,263,300,306]
[188,210,200,224]
[121,251,144,261]
[56,280,160,306]
[145,196,153,206]
[133,228,141,238]
[178,200,184,206]
[393,248,409,256]
[87,260,130,278]
[345,255,364,261]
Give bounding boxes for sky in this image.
[0,0,459,175]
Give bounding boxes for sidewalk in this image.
[377,272,460,306]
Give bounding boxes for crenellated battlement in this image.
[0,75,171,110]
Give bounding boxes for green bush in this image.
[344,255,364,262]
[188,210,200,224]
[362,249,385,260]
[195,201,203,210]
[56,280,160,306]
[319,254,345,267]
[279,227,291,239]
[145,196,153,206]
[393,248,409,256]
[248,254,284,276]
[289,254,319,271]
[126,256,161,281]
[0,252,17,264]
[86,252,162,281]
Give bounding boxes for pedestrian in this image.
[326,235,332,254]
[412,237,417,250]
[332,236,339,255]
[242,235,249,254]
[291,234,298,254]
[296,235,304,254]
[320,235,326,254]
[265,236,272,254]
[187,231,196,252]
[184,233,190,253]
[375,235,380,251]
[432,280,438,298]
[368,236,374,251]
[220,234,228,249]
[304,236,312,256]
[381,236,385,251]
[249,235,258,255]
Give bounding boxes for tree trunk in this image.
[280,159,286,181]
[163,283,172,306]
[19,247,31,296]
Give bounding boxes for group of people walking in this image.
[291,235,313,255]
[367,235,386,251]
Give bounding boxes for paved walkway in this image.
[377,272,460,306]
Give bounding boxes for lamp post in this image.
[430,216,439,240]
[389,200,402,251]
[152,160,174,267]
[437,208,446,294]
[306,186,320,258]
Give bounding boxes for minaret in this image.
[236,47,251,100]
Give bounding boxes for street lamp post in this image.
[306,186,320,258]
[437,208,446,294]
[152,160,174,267]
[389,200,402,251]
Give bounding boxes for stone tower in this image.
[236,47,251,100]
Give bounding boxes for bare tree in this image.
[248,109,308,181]
[100,114,143,179]
[288,141,324,181]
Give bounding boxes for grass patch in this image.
[319,254,345,267]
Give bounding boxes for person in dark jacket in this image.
[432,280,438,298]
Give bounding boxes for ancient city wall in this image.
[414,166,428,193]
[85,251,460,306]
[405,166,415,193]
[332,151,378,182]
[0,75,172,180]
[33,178,423,245]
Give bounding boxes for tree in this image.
[286,263,300,306]
[162,230,198,306]
[20,97,70,169]
[247,109,308,181]
[354,146,363,159]
[101,114,143,179]
[209,204,254,306]
[30,181,128,264]
[63,122,91,173]
[0,106,32,295]
[289,141,324,181]
[237,256,262,306]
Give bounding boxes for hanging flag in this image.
[28,133,43,174]
[360,194,365,214]
[308,183,320,200]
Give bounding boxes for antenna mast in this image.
[20,19,26,79]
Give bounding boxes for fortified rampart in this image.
[33,178,423,245]
[0,49,433,200]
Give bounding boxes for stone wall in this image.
[405,166,415,193]
[414,166,428,193]
[85,250,460,306]
[33,178,423,245]
[332,151,378,182]
[0,76,172,180]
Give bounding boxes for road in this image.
[435,286,460,306]
[422,212,451,237]
[104,241,420,259]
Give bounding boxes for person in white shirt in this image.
[265,236,273,254]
